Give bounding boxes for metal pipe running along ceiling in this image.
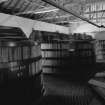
[42,0,105,28]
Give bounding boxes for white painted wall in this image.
[34,21,69,34]
[0,13,34,37]
[71,22,100,33]
[0,13,69,37]
[69,21,105,38]
[94,31,105,40]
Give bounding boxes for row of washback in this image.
[30,30,105,105]
[30,30,96,81]
[72,33,93,40]
[30,31,93,42]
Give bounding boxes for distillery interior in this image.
[0,0,105,105]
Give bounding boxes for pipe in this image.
[42,0,105,28]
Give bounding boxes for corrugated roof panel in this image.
[7,0,18,8]
[24,3,36,12]
[19,2,31,11]
[0,0,8,3]
[29,5,39,12]
[19,2,30,12]
[14,0,25,9]
[2,0,12,7]
[11,0,20,10]
[19,1,29,12]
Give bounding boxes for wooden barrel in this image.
[41,38,96,80]
[63,39,96,81]
[41,40,70,74]
[0,26,43,105]
[74,40,95,64]
[95,40,105,62]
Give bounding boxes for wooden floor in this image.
[37,74,104,105]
